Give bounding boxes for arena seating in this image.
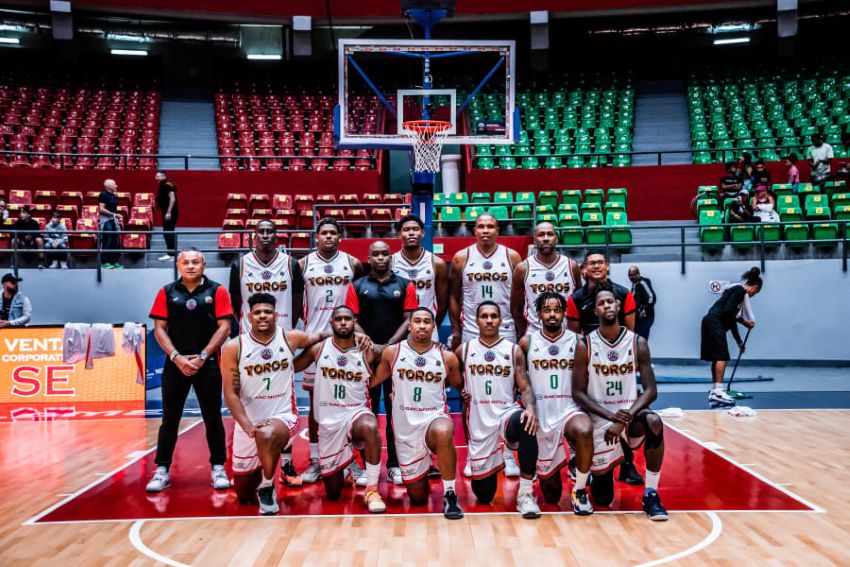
[0,74,161,170]
[688,67,850,164]
[470,72,635,170]
[214,84,381,172]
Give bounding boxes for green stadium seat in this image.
[493,192,513,204]
[537,191,559,209]
[807,206,831,221]
[805,194,829,215]
[824,181,847,197]
[582,211,603,226]
[604,201,626,214]
[606,212,632,247]
[439,206,462,223]
[699,209,725,247]
[607,188,628,207]
[834,205,850,221]
[730,224,756,248]
[511,205,534,231]
[561,190,582,208]
[777,195,801,211]
[696,198,719,215]
[515,192,536,205]
[797,183,817,196]
[537,213,558,226]
[558,227,584,246]
[581,202,603,216]
[812,223,839,247]
[771,184,794,197]
[488,205,510,222]
[470,192,491,204]
[831,193,850,209]
[448,193,469,206]
[557,203,579,215]
[783,223,810,247]
[465,206,485,224]
[434,193,446,206]
[758,224,782,247]
[583,189,605,206]
[536,204,555,215]
[558,212,581,227]
[476,157,495,169]
[780,207,804,222]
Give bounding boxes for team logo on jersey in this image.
[545,271,556,281]
[337,355,348,367]
[415,356,427,367]
[186,299,197,310]
[205,296,213,304]
[324,264,334,274]
[548,345,560,356]
[261,347,273,360]
[484,350,496,362]
[393,290,401,297]
[408,269,418,279]
[483,260,493,270]
[261,270,273,280]
[607,350,619,362]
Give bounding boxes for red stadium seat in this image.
[249,194,271,212]
[293,194,315,212]
[55,205,78,227]
[225,208,249,223]
[369,208,394,232]
[345,208,368,234]
[60,191,84,210]
[297,210,315,230]
[272,194,293,210]
[338,194,360,207]
[115,192,132,209]
[34,190,58,209]
[218,232,242,250]
[84,191,101,207]
[275,209,296,229]
[289,232,311,252]
[131,206,153,223]
[134,193,154,207]
[81,205,99,220]
[9,190,32,206]
[222,219,244,230]
[71,219,97,253]
[252,208,273,220]
[226,193,248,210]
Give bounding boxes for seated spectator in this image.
[751,160,772,188]
[0,273,31,327]
[719,162,746,200]
[727,195,756,224]
[11,206,46,269]
[836,132,850,180]
[0,198,8,222]
[784,153,800,193]
[737,152,755,191]
[44,210,69,269]
[806,132,833,188]
[751,186,779,223]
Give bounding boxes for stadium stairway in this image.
[631,80,692,166]
[157,90,220,170]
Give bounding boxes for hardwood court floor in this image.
[1,410,847,566]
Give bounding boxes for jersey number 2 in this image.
[325,289,334,303]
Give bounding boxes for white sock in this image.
[645,470,661,492]
[713,385,725,393]
[259,473,274,488]
[310,443,319,461]
[280,452,292,465]
[519,477,534,495]
[156,465,168,475]
[366,462,380,489]
[574,471,589,491]
[442,479,456,494]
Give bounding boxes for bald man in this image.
[98,178,123,269]
[628,266,656,340]
[345,240,418,484]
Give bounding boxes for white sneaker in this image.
[158,254,173,261]
[48,260,59,269]
[387,466,403,485]
[301,459,322,484]
[709,389,736,406]
[517,491,541,519]
[504,448,521,477]
[257,485,279,515]
[60,262,68,269]
[211,465,231,490]
[349,459,367,487]
[463,462,472,478]
[146,466,171,493]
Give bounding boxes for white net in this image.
[402,120,452,173]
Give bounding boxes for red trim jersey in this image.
[238,250,294,333]
[523,253,577,334]
[237,327,297,424]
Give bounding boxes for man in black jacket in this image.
[628,266,656,340]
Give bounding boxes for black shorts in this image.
[700,316,729,362]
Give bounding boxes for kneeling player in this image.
[295,305,386,513]
[221,293,330,515]
[519,292,594,515]
[572,287,668,520]
[373,307,464,519]
[457,301,540,518]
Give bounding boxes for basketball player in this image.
[229,218,304,486]
[572,287,668,520]
[511,222,581,338]
[294,305,386,513]
[519,291,594,515]
[456,301,541,519]
[372,307,464,519]
[220,293,329,515]
[299,217,365,484]
[450,213,522,476]
[392,214,449,340]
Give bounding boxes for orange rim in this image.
[402,120,452,134]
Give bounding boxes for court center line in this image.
[633,511,722,567]
[129,520,190,567]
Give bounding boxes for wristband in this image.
[169,350,179,361]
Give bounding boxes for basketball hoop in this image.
[402,119,452,173]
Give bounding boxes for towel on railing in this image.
[85,323,116,369]
[122,322,145,384]
[62,323,91,364]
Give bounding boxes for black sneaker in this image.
[281,460,303,487]
[642,490,668,521]
[443,489,464,520]
[257,485,280,515]
[568,457,577,482]
[427,464,442,479]
[618,461,644,485]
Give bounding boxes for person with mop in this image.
[700,267,763,406]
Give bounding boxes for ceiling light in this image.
[713,37,750,46]
[247,54,282,60]
[0,37,21,45]
[110,49,148,56]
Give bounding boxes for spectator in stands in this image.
[44,210,69,269]
[806,132,833,189]
[737,152,755,191]
[836,132,850,181]
[0,273,31,327]
[784,153,800,193]
[0,198,8,222]
[750,186,779,223]
[628,265,656,340]
[12,206,46,269]
[727,195,756,224]
[719,162,745,200]
[155,171,179,262]
[751,160,771,188]
[98,179,123,270]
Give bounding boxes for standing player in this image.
[572,287,668,520]
[392,214,449,340]
[299,218,364,483]
[220,293,329,515]
[229,218,305,486]
[294,305,386,513]
[519,291,594,515]
[372,307,465,519]
[511,222,581,339]
[457,301,541,519]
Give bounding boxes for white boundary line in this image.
[129,520,190,567]
[22,420,203,526]
[633,512,722,567]
[666,423,825,513]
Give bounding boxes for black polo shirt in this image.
[566,280,636,334]
[345,272,417,344]
[150,276,233,356]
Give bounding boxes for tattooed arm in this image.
[221,337,255,437]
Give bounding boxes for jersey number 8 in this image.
[413,387,422,402]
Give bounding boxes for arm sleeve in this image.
[622,291,636,316]
[730,322,742,344]
[642,280,656,307]
[10,296,31,326]
[721,287,746,320]
[149,288,168,320]
[345,283,360,315]
[403,282,417,310]
[290,257,305,294]
[826,146,834,159]
[566,295,579,320]
[214,286,233,319]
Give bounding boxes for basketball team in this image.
[145,214,668,522]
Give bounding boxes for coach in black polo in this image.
[345,240,417,484]
[145,247,233,494]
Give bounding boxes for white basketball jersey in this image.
[463,338,519,432]
[586,328,639,427]
[303,251,355,334]
[239,250,294,334]
[527,329,579,433]
[392,249,439,341]
[461,244,515,338]
[237,328,297,423]
[523,254,577,334]
[312,338,371,426]
[391,340,448,429]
